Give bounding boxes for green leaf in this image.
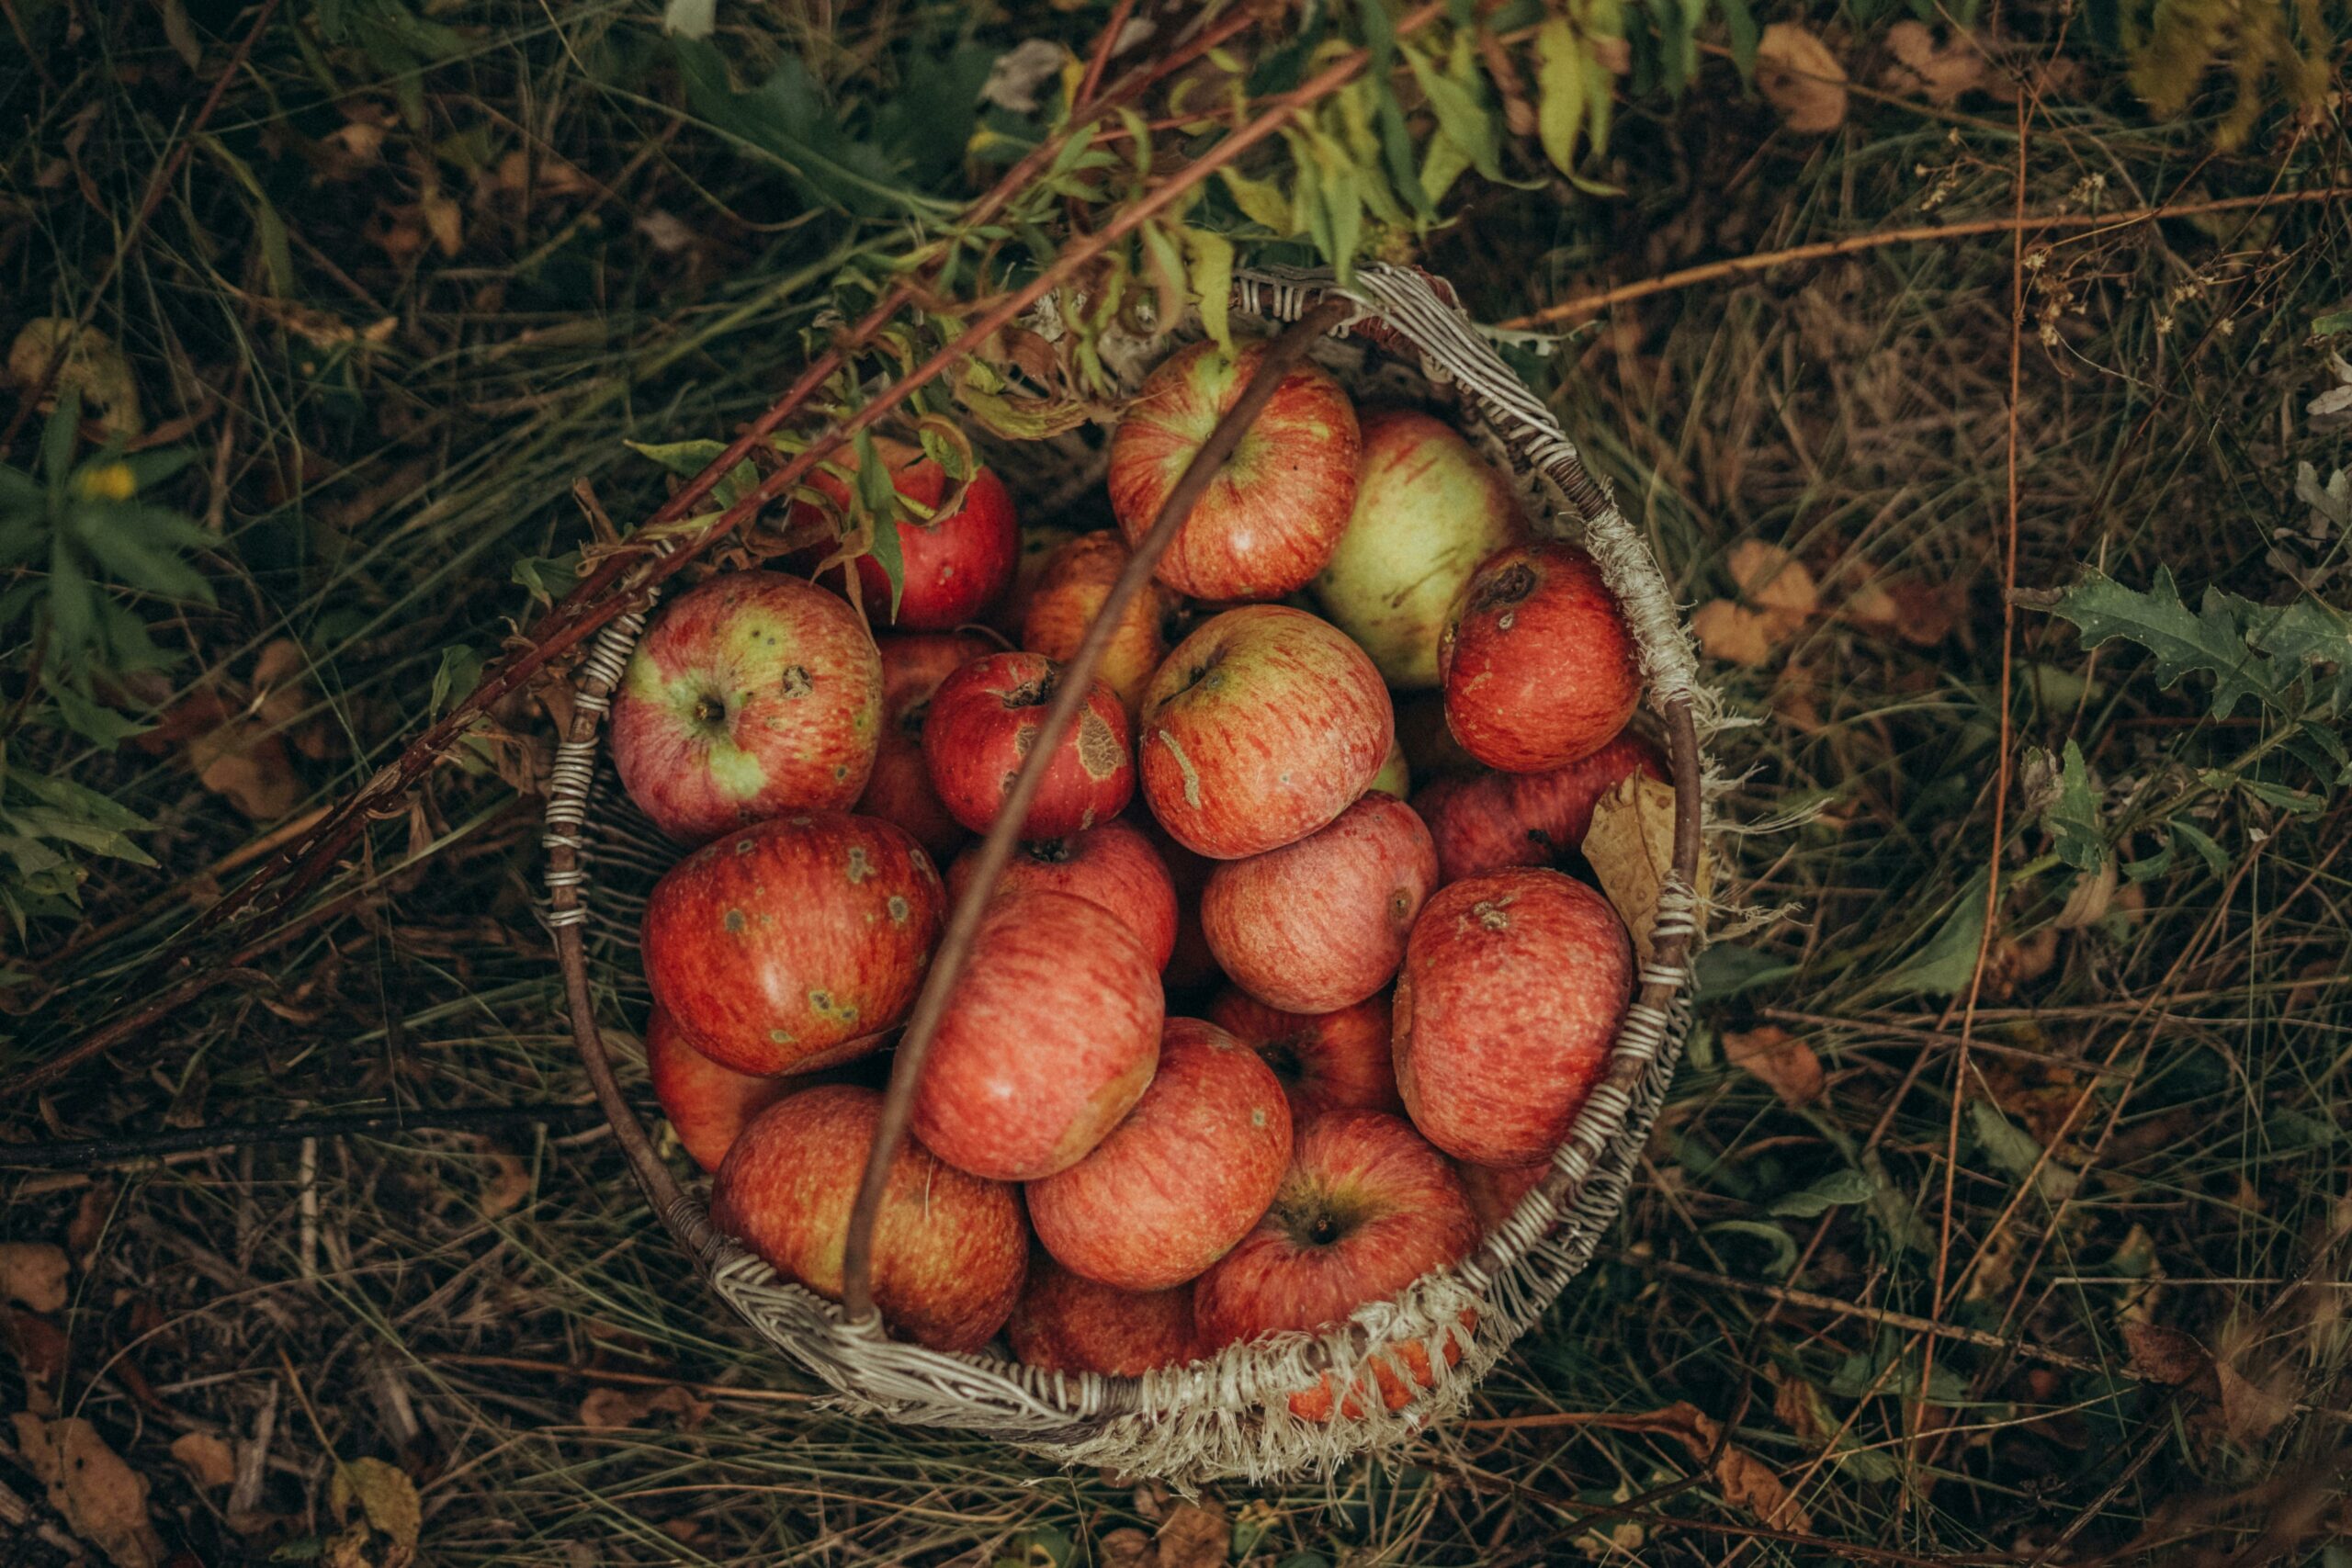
[1702,1219,1798,1278]
[45,536,96,659]
[1966,1100,2078,1202]
[2121,841,2174,883]
[20,770,155,834]
[1767,1167,1879,1218]
[430,645,484,716]
[1535,20,1588,176]
[1407,38,1502,180]
[511,550,581,603]
[1691,942,1796,1000]
[2048,566,2286,718]
[2170,818,2230,876]
[2044,740,2106,871]
[1720,0,1762,80]
[42,680,151,747]
[2237,776,2325,816]
[70,512,215,603]
[1218,167,1294,233]
[1877,874,1987,997]
[1184,228,1236,353]
[624,439,759,509]
[671,38,921,219]
[42,387,81,489]
[851,429,905,618]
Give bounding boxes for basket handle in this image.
[839,298,1356,1325]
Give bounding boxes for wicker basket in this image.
[544,265,1708,1483]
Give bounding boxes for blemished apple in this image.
[1441,541,1642,773]
[1312,410,1528,688]
[641,811,944,1075]
[1027,1018,1292,1292]
[922,651,1135,839]
[1366,736,1410,799]
[1006,1257,1197,1377]
[855,631,996,862]
[1107,338,1362,602]
[1460,1157,1550,1236]
[1205,988,1403,1119]
[610,571,883,844]
[1193,1111,1477,1364]
[1020,530,1180,717]
[709,1085,1026,1353]
[1200,794,1439,1013]
[910,887,1165,1180]
[1137,606,1394,860]
[789,437,1018,631]
[947,818,1178,969]
[1393,868,1634,1167]
[1415,730,1668,884]
[645,1006,791,1173]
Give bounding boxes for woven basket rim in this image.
[542,264,1711,1481]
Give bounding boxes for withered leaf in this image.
[1882,21,1985,105]
[12,1414,166,1568]
[1755,25,1849,133]
[170,1431,239,1491]
[1723,1025,1826,1108]
[326,1458,421,1568]
[576,1382,713,1432]
[1691,600,1783,667]
[2122,1322,2211,1387]
[1584,774,1706,964]
[0,1241,71,1313]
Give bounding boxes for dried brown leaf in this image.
[1606,1403,1811,1533]
[1098,1529,1152,1568]
[2122,1322,2211,1387]
[0,1242,71,1313]
[480,1149,532,1215]
[1726,540,1819,622]
[2215,1360,2294,1443]
[171,1431,239,1491]
[188,717,303,820]
[1755,25,1849,133]
[1584,775,1707,964]
[12,1414,166,1568]
[1723,1025,1825,1108]
[5,1308,70,1411]
[1151,1503,1230,1568]
[576,1383,713,1431]
[1882,21,1985,104]
[326,1458,421,1568]
[1691,600,1782,667]
[6,320,143,437]
[67,1181,116,1257]
[421,191,463,257]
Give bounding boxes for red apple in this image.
[1366,736,1410,799]
[1136,606,1394,860]
[710,1085,1025,1353]
[1193,1111,1477,1359]
[922,651,1134,839]
[1141,817,1224,1004]
[991,523,1077,640]
[610,571,883,844]
[1416,731,1668,885]
[1393,868,1634,1167]
[1028,1018,1292,1292]
[1107,339,1361,602]
[1200,794,1439,1013]
[1020,529,1180,717]
[641,812,944,1075]
[946,818,1177,969]
[1311,410,1528,688]
[1204,989,1403,1119]
[911,888,1164,1180]
[854,631,996,861]
[1007,1257,1199,1377]
[646,1006,791,1173]
[790,436,1018,631]
[1441,542,1642,773]
[1460,1158,1550,1236]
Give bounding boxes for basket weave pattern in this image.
[545,266,1707,1482]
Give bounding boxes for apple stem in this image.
[838,298,1354,1328]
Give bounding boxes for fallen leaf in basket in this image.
[1584,775,1706,964]
[326,1457,421,1568]
[12,1414,166,1568]
[170,1431,239,1491]
[1755,25,1849,134]
[0,1241,71,1312]
[1723,1026,1824,1108]
[1882,21,1984,104]
[2122,1323,2212,1389]
[577,1383,713,1431]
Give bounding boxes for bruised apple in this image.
[947,818,1178,969]
[1205,989,1402,1119]
[911,889,1164,1180]
[855,632,995,861]
[710,1085,1025,1353]
[1200,794,1438,1014]
[922,651,1134,839]
[1393,868,1634,1167]
[1027,1018,1292,1292]
[1441,542,1641,773]
[1006,1256,1198,1377]
[610,572,883,844]
[1020,529,1180,717]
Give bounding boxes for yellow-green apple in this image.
[1393,868,1633,1166]
[1027,1018,1292,1292]
[947,818,1177,969]
[610,571,883,844]
[1200,794,1438,1013]
[641,812,944,1075]
[1019,529,1180,717]
[911,888,1164,1180]
[790,437,1018,631]
[1108,339,1361,601]
[1136,606,1393,860]
[1415,730,1668,884]
[646,1006,791,1173]
[709,1085,1025,1353]
[1367,736,1409,799]
[1441,542,1641,773]
[1460,1157,1549,1236]
[1192,1111,1477,1378]
[922,650,1134,839]
[1205,989,1403,1119]
[1311,410,1528,687]
[854,631,995,861]
[1006,1256,1197,1377]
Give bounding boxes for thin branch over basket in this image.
[544,265,1715,1484]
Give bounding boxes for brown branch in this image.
[1497,185,2352,328]
[839,298,1355,1324]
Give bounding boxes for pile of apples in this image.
[618,338,1664,1420]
